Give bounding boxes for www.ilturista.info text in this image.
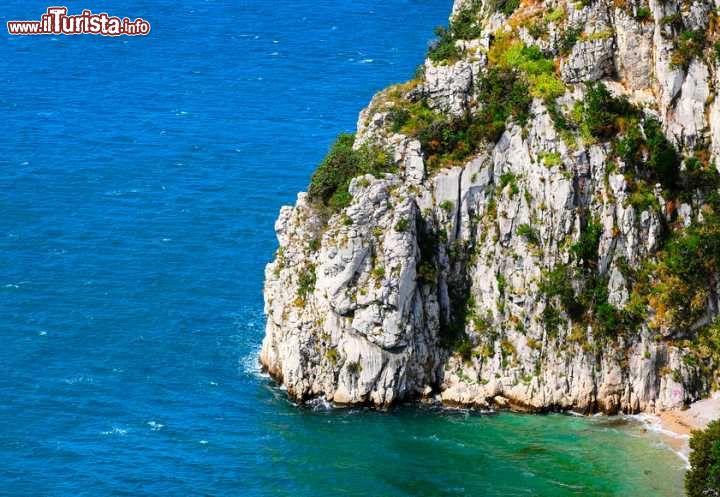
[7,7,151,36]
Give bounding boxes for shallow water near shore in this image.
[1,0,687,495]
[251,395,687,496]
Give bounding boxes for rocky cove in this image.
[260,0,720,416]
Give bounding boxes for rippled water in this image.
[1,0,687,495]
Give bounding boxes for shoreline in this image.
[659,392,720,436]
[650,393,720,464]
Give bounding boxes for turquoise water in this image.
[1,0,686,495]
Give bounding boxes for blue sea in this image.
[1,1,688,495]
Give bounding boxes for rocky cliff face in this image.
[261,0,720,414]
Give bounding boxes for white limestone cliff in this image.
[261,0,720,414]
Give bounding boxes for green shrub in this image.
[577,82,632,141]
[547,100,576,145]
[395,218,410,232]
[308,134,395,211]
[660,13,682,27]
[439,200,454,213]
[428,27,461,63]
[686,420,720,497]
[387,107,411,133]
[595,301,623,335]
[396,36,562,171]
[297,264,317,300]
[687,318,720,387]
[417,116,473,165]
[539,262,638,339]
[456,337,474,362]
[528,72,566,99]
[527,20,548,39]
[497,0,521,17]
[576,84,680,191]
[489,36,565,100]
[499,171,517,189]
[627,182,659,212]
[539,265,584,321]
[613,117,644,165]
[585,30,612,41]
[634,6,652,21]
[474,68,533,141]
[559,26,582,56]
[643,118,680,191]
[546,7,566,23]
[417,228,439,284]
[517,223,540,245]
[325,348,339,365]
[347,361,363,375]
[500,179,519,196]
[571,220,602,268]
[417,261,438,283]
[671,30,706,70]
[450,3,485,39]
[427,2,483,63]
[638,218,720,331]
[308,238,321,252]
[541,304,564,336]
[612,114,679,193]
[684,154,720,194]
[540,151,562,167]
[388,65,533,168]
[497,273,507,295]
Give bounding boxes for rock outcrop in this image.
[261,0,720,414]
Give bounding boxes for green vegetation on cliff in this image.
[428,1,484,63]
[308,133,395,211]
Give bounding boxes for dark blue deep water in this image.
[1,1,687,495]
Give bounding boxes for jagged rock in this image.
[561,37,615,83]
[422,56,484,116]
[390,135,425,185]
[666,60,710,150]
[613,10,654,92]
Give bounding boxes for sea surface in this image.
[0,0,688,495]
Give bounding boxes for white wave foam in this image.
[307,397,333,411]
[101,427,127,436]
[626,414,690,440]
[147,421,164,431]
[63,375,94,385]
[626,414,691,467]
[240,343,268,379]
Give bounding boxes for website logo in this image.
[7,7,151,36]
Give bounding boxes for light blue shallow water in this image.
[0,1,687,495]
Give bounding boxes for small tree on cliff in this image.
[686,419,720,497]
